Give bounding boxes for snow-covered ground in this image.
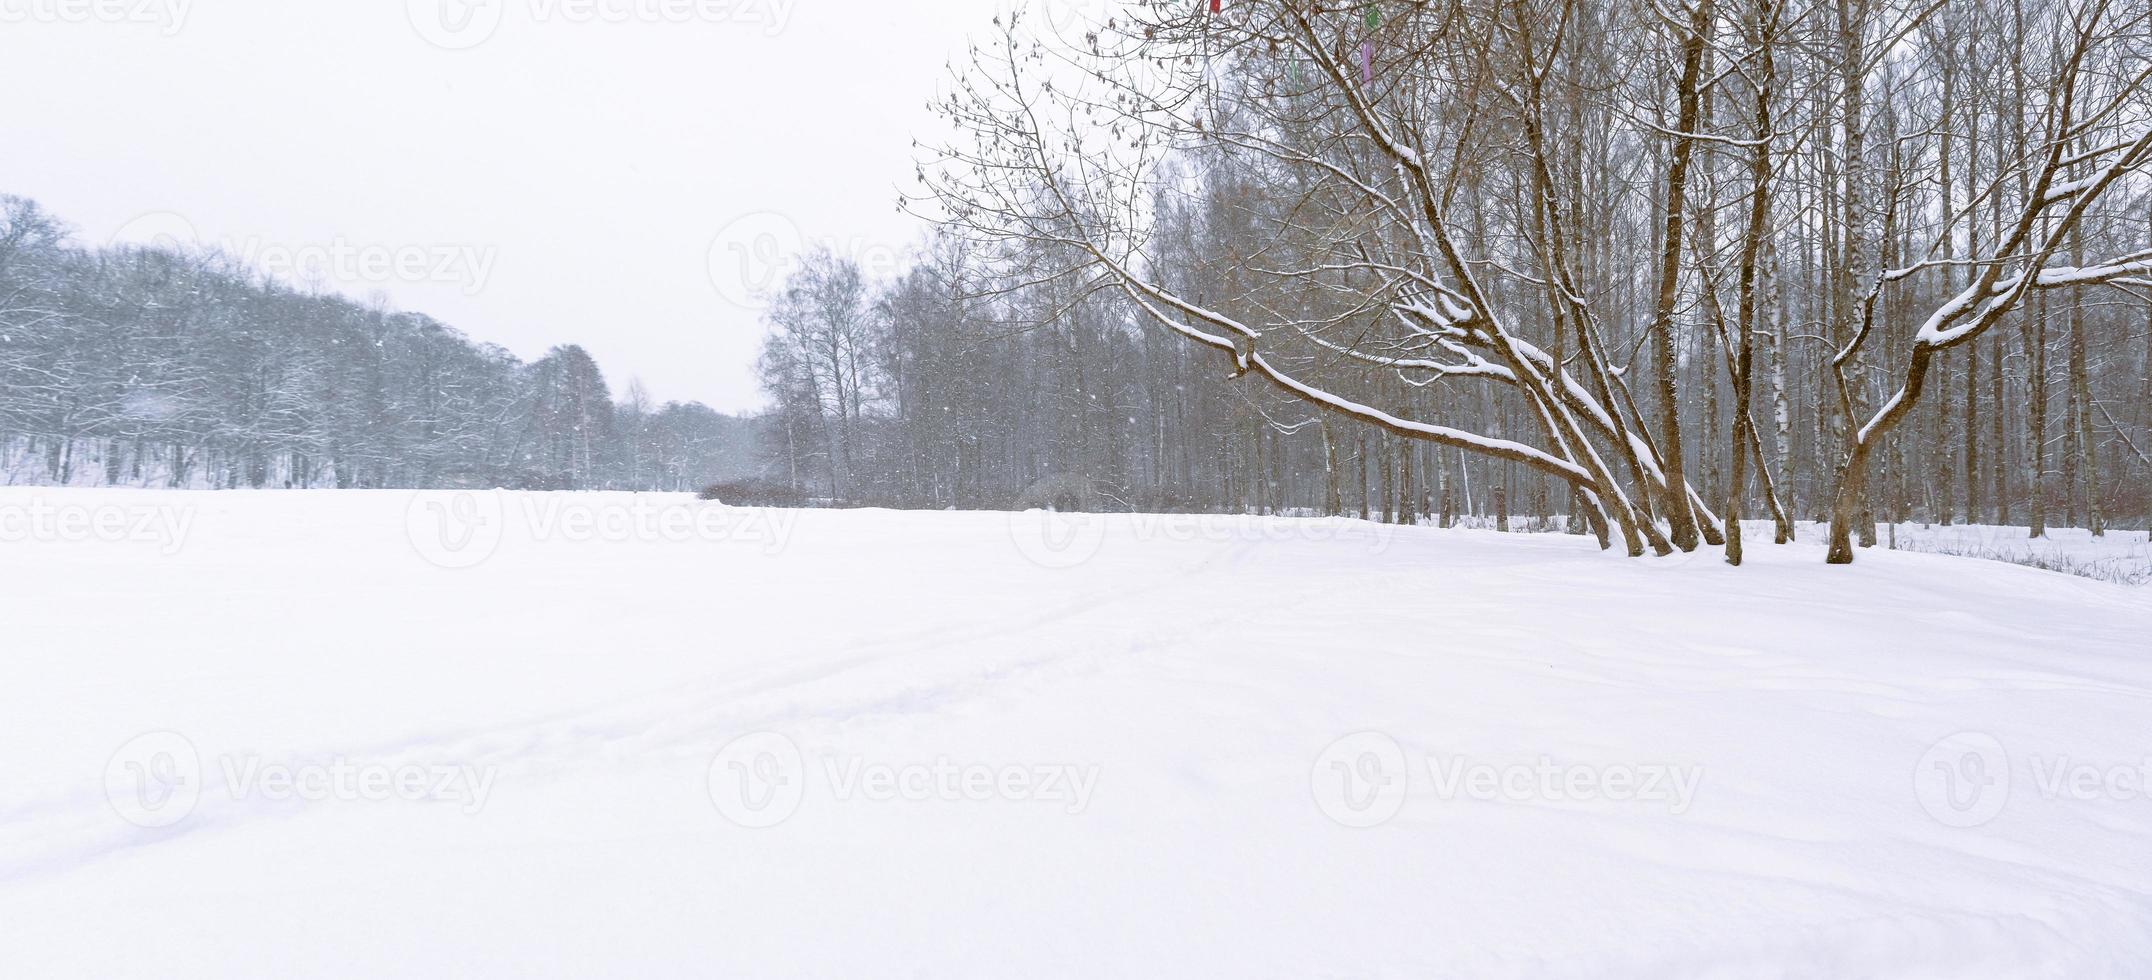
[1448,514,2152,584]
[4,488,2151,978]
[1870,521,2152,585]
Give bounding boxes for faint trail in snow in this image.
[10,497,2152,977]
[1,530,1283,884]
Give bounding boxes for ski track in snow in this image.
[3,488,2151,978]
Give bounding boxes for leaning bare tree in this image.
[912,0,2150,564]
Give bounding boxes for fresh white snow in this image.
[1874,521,2152,585]
[4,488,2152,978]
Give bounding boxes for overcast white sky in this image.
[0,0,1052,413]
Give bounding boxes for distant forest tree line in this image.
[755,220,2147,531]
[0,194,758,492]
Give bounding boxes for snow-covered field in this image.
[5,488,2152,978]
[1874,521,2152,584]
